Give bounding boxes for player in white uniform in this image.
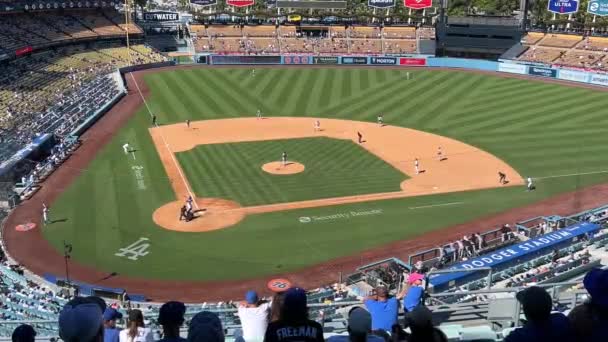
[527,177,534,191]
[123,143,130,154]
[281,152,288,167]
[415,158,420,174]
[377,114,384,126]
[256,109,262,120]
[42,203,49,225]
[313,120,321,132]
[251,69,256,77]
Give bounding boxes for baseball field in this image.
[5,67,608,301]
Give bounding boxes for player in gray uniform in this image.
[282,152,288,167]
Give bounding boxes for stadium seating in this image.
[539,33,583,48]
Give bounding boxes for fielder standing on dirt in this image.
[281,152,288,167]
[42,203,49,225]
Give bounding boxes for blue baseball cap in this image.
[103,308,123,322]
[284,287,307,311]
[245,290,258,304]
[584,268,608,309]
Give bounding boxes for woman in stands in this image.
[119,309,154,342]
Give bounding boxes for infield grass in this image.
[43,68,608,282]
[176,137,406,206]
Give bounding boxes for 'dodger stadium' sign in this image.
[547,0,579,14]
[588,0,608,16]
[143,11,179,21]
[368,0,395,8]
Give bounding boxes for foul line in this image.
[535,170,608,180]
[128,72,199,210]
[409,202,465,210]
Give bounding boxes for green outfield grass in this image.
[176,137,406,206]
[43,68,608,282]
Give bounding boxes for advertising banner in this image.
[404,0,432,9]
[211,55,281,65]
[528,66,557,78]
[283,56,310,64]
[547,0,579,14]
[429,222,600,287]
[589,73,608,86]
[341,57,368,65]
[227,0,254,6]
[190,0,218,6]
[368,0,395,8]
[143,11,179,21]
[558,69,589,82]
[498,62,527,74]
[312,56,339,64]
[399,57,426,66]
[370,57,397,65]
[588,0,608,16]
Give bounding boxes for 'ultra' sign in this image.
[547,0,579,14]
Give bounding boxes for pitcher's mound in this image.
[262,161,305,175]
[153,198,245,232]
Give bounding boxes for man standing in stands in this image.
[237,290,270,341]
[364,285,399,333]
[501,224,511,242]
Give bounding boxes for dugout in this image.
[436,16,524,60]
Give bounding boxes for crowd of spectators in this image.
[194,25,433,55]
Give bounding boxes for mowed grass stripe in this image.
[291,70,320,115]
[204,70,273,115]
[180,70,244,115]
[305,69,331,114]
[175,71,227,116]
[277,69,312,112]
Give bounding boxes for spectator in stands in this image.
[103,307,123,342]
[238,290,271,341]
[568,268,608,342]
[364,285,399,332]
[187,311,224,342]
[58,296,106,342]
[398,273,425,313]
[411,261,428,274]
[270,291,287,323]
[157,301,187,342]
[119,309,153,342]
[404,305,447,342]
[264,287,324,341]
[327,307,384,342]
[504,286,573,342]
[11,324,36,342]
[501,224,512,242]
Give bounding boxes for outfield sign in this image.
[589,73,608,86]
[399,57,426,66]
[528,66,557,78]
[429,222,600,287]
[143,11,179,21]
[283,55,310,64]
[558,69,589,82]
[341,56,368,64]
[227,0,254,7]
[190,0,217,6]
[588,0,608,15]
[498,62,527,74]
[368,0,395,8]
[312,56,339,64]
[371,57,397,65]
[548,0,579,14]
[404,0,432,9]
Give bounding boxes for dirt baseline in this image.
[149,117,523,232]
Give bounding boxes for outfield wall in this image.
[196,54,608,88]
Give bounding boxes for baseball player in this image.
[42,203,49,225]
[357,131,363,144]
[251,69,256,77]
[186,195,193,212]
[498,172,507,184]
[186,119,190,128]
[527,177,534,191]
[151,114,157,126]
[256,109,262,120]
[122,142,131,154]
[313,120,321,132]
[415,158,420,174]
[406,72,411,80]
[437,147,444,161]
[281,151,288,167]
[377,114,384,126]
